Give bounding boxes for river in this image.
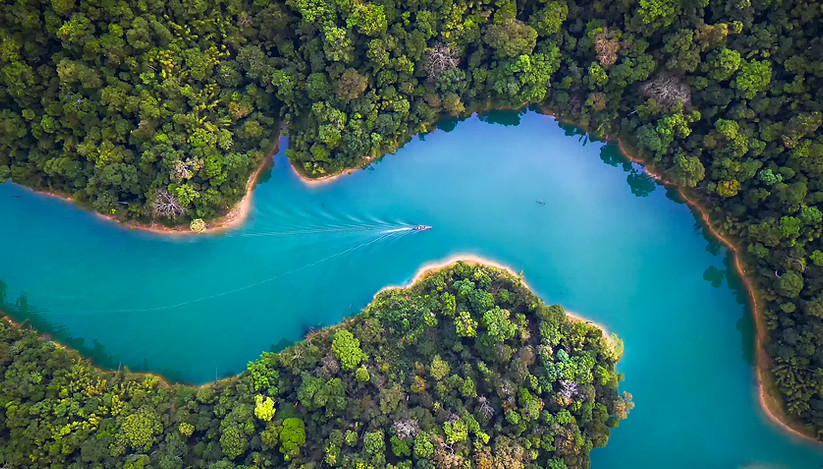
[1,110,821,467]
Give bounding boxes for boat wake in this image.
[46,224,430,317]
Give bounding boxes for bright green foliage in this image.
[413,431,434,458]
[443,292,457,316]
[0,0,277,224]
[481,306,517,345]
[709,48,741,81]
[345,2,387,37]
[637,0,678,28]
[254,395,276,421]
[247,353,279,395]
[444,418,468,443]
[430,355,451,381]
[363,430,385,454]
[391,435,411,457]
[345,429,358,446]
[323,26,355,62]
[588,62,609,89]
[0,0,819,443]
[332,330,367,371]
[455,310,478,337]
[800,205,822,225]
[355,365,371,382]
[758,168,782,186]
[220,425,248,459]
[530,2,568,36]
[280,418,306,460]
[178,422,194,438]
[734,59,772,98]
[120,408,162,450]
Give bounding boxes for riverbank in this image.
[290,151,377,187]
[26,136,281,236]
[612,140,820,445]
[373,254,616,347]
[532,102,817,443]
[289,103,528,187]
[0,312,179,389]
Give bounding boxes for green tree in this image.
[332,330,367,371]
[120,408,161,451]
[776,271,803,298]
[335,68,368,101]
[484,21,537,58]
[254,395,276,421]
[734,59,772,98]
[280,418,306,460]
[481,306,517,345]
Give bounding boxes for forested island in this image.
[0,262,629,468]
[0,0,822,443]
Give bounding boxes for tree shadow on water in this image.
[697,253,755,366]
[626,169,656,197]
[478,109,526,127]
[435,115,469,133]
[0,279,189,383]
[599,145,632,171]
[703,265,725,288]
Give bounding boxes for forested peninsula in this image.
[1,0,822,442]
[0,262,630,468]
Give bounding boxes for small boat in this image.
[411,225,432,231]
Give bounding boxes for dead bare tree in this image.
[594,28,620,66]
[641,75,692,109]
[172,160,192,182]
[425,43,459,81]
[391,419,420,440]
[558,380,581,402]
[477,396,495,419]
[153,189,187,219]
[237,11,252,27]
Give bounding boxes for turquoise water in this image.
[1,110,822,467]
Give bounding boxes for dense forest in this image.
[1,0,822,442]
[0,262,630,468]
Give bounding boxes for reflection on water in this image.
[1,282,119,373]
[704,266,725,287]
[626,170,656,197]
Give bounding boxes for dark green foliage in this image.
[0,262,628,467]
[0,0,280,224]
[4,0,823,441]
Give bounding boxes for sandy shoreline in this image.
[289,158,364,187]
[372,254,615,343]
[533,105,818,443]
[614,140,820,445]
[28,136,281,236]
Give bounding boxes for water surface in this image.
[1,111,821,468]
